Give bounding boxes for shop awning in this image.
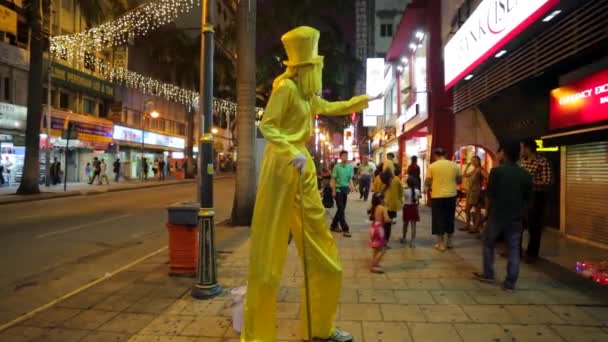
[386,1,426,62]
[542,124,608,147]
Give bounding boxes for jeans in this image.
[525,191,547,258]
[431,197,457,236]
[483,217,522,288]
[359,175,371,201]
[331,187,350,232]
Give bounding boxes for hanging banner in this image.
[0,5,17,36]
[364,58,385,116]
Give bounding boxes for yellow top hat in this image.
[281,26,324,67]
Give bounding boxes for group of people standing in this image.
[140,157,167,181]
[323,139,553,289]
[86,157,116,185]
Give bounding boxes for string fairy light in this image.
[51,0,199,63]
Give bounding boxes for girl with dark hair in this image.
[402,176,421,247]
[369,193,390,273]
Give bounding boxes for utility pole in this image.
[45,0,53,187]
[191,0,222,300]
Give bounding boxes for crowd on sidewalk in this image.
[320,138,554,293]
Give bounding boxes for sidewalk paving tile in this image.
[338,303,382,321]
[61,310,120,330]
[547,305,603,326]
[430,291,476,305]
[408,322,463,342]
[129,336,198,342]
[178,299,227,316]
[339,288,358,304]
[0,326,46,341]
[394,290,435,304]
[551,325,608,342]
[125,298,176,314]
[419,304,470,323]
[32,328,89,342]
[460,304,518,323]
[362,321,412,342]
[505,305,565,325]
[405,279,443,290]
[80,331,130,342]
[581,306,608,326]
[501,324,564,342]
[180,316,230,338]
[438,278,481,290]
[380,304,426,322]
[97,312,156,334]
[357,289,396,303]
[453,323,510,342]
[137,314,195,336]
[93,295,141,312]
[21,307,81,328]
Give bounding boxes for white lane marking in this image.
[35,214,133,239]
[0,246,168,333]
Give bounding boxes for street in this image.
[0,177,235,326]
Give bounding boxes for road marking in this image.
[0,245,168,333]
[35,214,132,239]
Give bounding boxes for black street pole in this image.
[191,0,222,300]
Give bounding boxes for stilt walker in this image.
[240,26,383,342]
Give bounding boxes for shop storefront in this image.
[543,66,608,248]
[46,109,114,183]
[112,125,185,180]
[444,0,608,236]
[0,103,26,183]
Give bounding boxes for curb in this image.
[0,176,233,205]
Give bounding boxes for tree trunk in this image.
[17,0,44,195]
[231,0,257,226]
[185,105,195,179]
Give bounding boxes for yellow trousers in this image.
[241,145,343,342]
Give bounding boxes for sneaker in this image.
[370,266,384,274]
[343,232,352,238]
[325,328,354,342]
[472,272,495,284]
[502,283,516,292]
[434,243,446,252]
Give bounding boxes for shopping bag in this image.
[231,286,247,334]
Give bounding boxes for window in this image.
[59,92,70,109]
[2,77,10,102]
[380,23,393,37]
[17,21,28,48]
[98,102,106,118]
[83,98,95,114]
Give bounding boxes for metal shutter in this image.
[453,0,608,113]
[565,141,608,246]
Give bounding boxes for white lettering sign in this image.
[444,0,558,89]
[364,58,385,116]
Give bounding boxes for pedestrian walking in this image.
[382,169,403,247]
[401,176,421,248]
[99,159,110,185]
[407,156,421,190]
[358,155,375,201]
[519,139,553,263]
[89,157,101,185]
[142,158,149,180]
[331,150,355,237]
[153,158,159,179]
[52,157,62,185]
[3,156,12,185]
[473,143,532,292]
[369,192,390,274]
[382,152,401,176]
[85,162,92,183]
[426,148,462,251]
[461,156,487,234]
[113,159,121,182]
[159,159,166,180]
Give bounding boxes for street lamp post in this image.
[191,0,222,300]
[140,104,159,181]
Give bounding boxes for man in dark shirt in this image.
[474,143,532,292]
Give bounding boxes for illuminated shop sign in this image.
[113,125,185,149]
[444,0,559,89]
[364,58,385,117]
[549,69,608,130]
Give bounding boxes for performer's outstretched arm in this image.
[313,94,370,116]
[259,80,300,158]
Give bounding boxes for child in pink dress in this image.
[369,193,391,273]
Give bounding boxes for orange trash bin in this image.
[166,202,200,277]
